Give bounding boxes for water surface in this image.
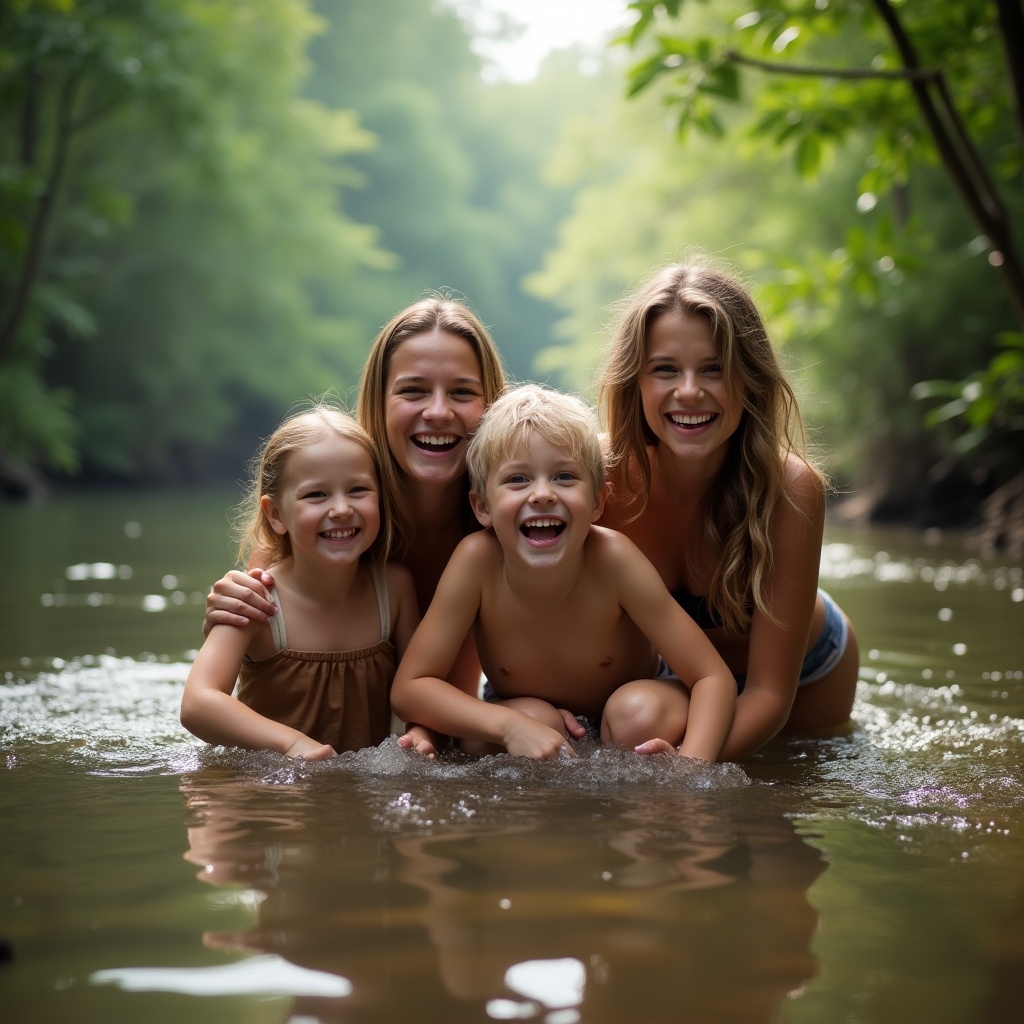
[2,490,1023,1023]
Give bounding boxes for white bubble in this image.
[124,521,142,538]
[938,607,953,621]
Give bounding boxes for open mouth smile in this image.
[519,517,566,543]
[412,433,460,452]
[668,411,715,429]
[320,527,359,540]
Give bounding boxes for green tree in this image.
[1,0,386,488]
[622,0,1022,323]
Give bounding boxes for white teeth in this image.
[670,412,713,426]
[525,518,562,528]
[322,528,357,540]
[416,434,458,446]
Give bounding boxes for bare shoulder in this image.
[454,528,501,563]
[781,451,826,515]
[775,452,826,548]
[437,529,502,594]
[585,524,647,568]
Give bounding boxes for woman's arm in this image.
[181,625,334,760]
[717,457,825,762]
[383,562,440,758]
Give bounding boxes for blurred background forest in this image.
[2,0,1022,546]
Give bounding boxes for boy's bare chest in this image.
[474,588,656,715]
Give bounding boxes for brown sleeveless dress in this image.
[234,563,395,752]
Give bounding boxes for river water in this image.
[1,488,1022,1023]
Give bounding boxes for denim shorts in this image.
[796,589,849,685]
[660,588,849,693]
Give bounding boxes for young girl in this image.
[596,261,860,762]
[201,298,507,702]
[180,402,428,760]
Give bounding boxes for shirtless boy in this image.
[390,384,736,763]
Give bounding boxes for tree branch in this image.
[996,0,1024,148]
[871,0,1023,326]
[723,49,940,83]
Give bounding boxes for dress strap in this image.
[371,562,391,642]
[268,586,288,651]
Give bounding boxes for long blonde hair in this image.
[356,296,506,556]
[234,402,393,569]
[598,262,823,632]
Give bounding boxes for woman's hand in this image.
[203,568,276,636]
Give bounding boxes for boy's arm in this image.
[611,533,736,762]
[180,625,334,760]
[390,539,570,759]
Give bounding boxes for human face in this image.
[262,433,381,568]
[385,331,487,487]
[470,433,608,568]
[641,309,744,470]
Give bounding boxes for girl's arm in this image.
[717,457,825,762]
[390,538,570,760]
[180,624,334,760]
[612,533,736,762]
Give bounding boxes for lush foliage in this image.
[529,0,1022,516]
[0,0,610,489]
[1,0,388,484]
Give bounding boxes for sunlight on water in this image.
[821,540,1024,597]
[92,954,352,997]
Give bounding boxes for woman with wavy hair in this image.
[596,261,859,761]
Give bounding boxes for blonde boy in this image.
[390,384,736,762]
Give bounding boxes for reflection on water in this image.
[170,749,821,1023]
[3,494,1024,1022]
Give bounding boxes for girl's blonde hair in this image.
[597,261,824,632]
[356,295,506,556]
[235,401,394,568]
[466,383,605,498]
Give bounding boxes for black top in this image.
[670,586,725,630]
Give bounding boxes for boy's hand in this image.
[285,736,336,761]
[397,725,438,760]
[557,708,587,739]
[502,715,576,760]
